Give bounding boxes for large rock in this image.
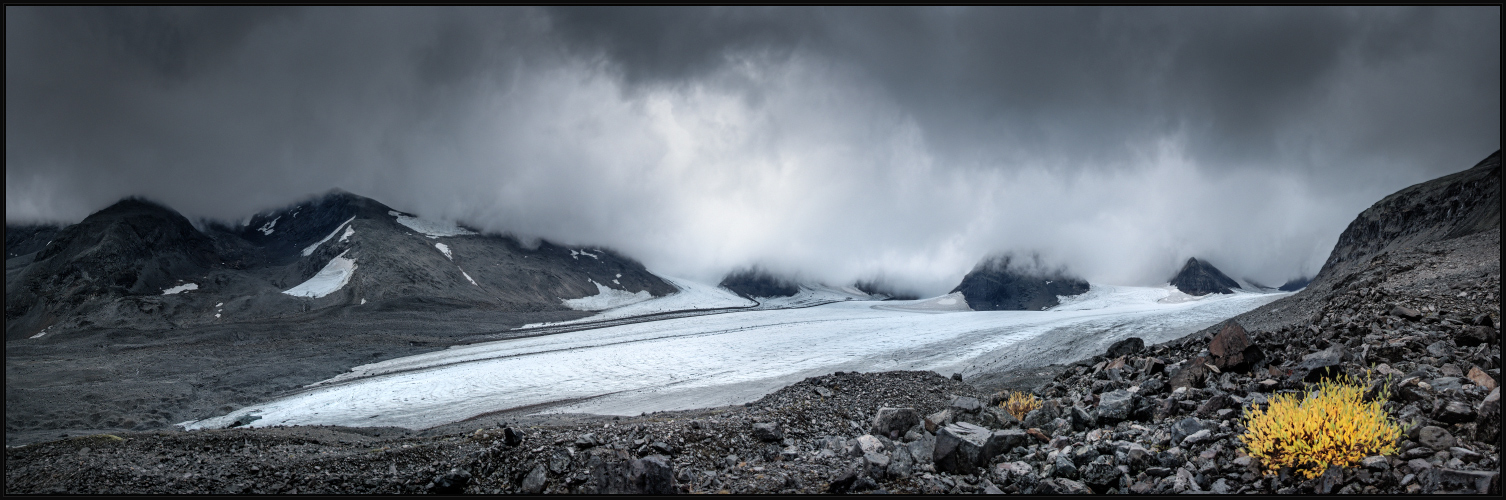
[1477,387,1500,445]
[951,396,983,414]
[1417,426,1456,450]
[1170,417,1214,445]
[1457,326,1498,348]
[752,422,784,442]
[1106,337,1144,358]
[1168,357,1211,389]
[1080,456,1122,488]
[1293,345,1347,383]
[521,464,547,494]
[1208,322,1263,373]
[871,408,921,438]
[933,422,995,474]
[627,455,675,495]
[1095,390,1138,424]
[982,429,1030,459]
[907,432,937,465]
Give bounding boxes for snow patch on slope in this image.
[257,216,280,235]
[339,225,355,243]
[435,243,452,260]
[872,291,971,313]
[390,211,476,238]
[518,275,756,329]
[282,250,357,298]
[301,216,357,257]
[561,280,653,311]
[162,283,199,295]
[461,269,478,286]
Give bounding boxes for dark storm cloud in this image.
[6,6,1499,295]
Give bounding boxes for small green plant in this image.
[1239,372,1401,480]
[998,391,1042,421]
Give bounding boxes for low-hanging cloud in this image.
[6,6,1500,296]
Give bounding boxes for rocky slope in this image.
[951,254,1089,311]
[1169,257,1243,295]
[4,191,675,339]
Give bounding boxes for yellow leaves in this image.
[1239,372,1401,480]
[997,391,1042,420]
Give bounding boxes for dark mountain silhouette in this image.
[1277,276,1311,291]
[950,254,1089,311]
[718,267,799,299]
[1168,258,1241,296]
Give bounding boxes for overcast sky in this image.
[6,6,1500,295]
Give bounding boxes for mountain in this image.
[4,191,676,339]
[950,254,1089,311]
[4,223,64,259]
[1167,257,1241,296]
[853,279,920,301]
[718,267,800,300]
[1276,276,1311,291]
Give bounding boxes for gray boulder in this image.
[752,422,784,442]
[933,422,993,474]
[521,464,547,494]
[627,455,676,495]
[1106,337,1144,358]
[951,396,983,414]
[1096,390,1138,424]
[871,407,921,438]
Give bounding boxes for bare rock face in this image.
[1168,257,1242,296]
[718,268,799,299]
[1207,322,1263,373]
[950,253,1088,311]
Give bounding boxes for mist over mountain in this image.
[6,7,1499,296]
[950,253,1090,311]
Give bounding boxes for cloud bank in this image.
[6,6,1500,295]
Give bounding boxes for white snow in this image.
[461,269,478,286]
[339,225,355,243]
[873,291,972,313]
[361,298,367,305]
[257,216,280,235]
[162,283,199,295]
[435,243,452,260]
[29,326,50,339]
[282,250,357,298]
[301,216,357,257]
[215,302,223,307]
[183,282,1289,431]
[391,211,475,238]
[561,280,653,311]
[518,274,755,328]
[749,284,881,309]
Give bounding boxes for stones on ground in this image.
[1170,417,1211,445]
[813,386,834,397]
[1437,400,1476,423]
[1392,306,1423,320]
[502,427,524,447]
[1080,456,1120,488]
[886,445,914,478]
[1467,366,1497,390]
[751,422,783,442]
[627,455,675,494]
[430,468,471,494]
[1168,357,1210,389]
[574,433,600,449]
[1456,325,1497,347]
[826,468,859,494]
[1106,337,1144,358]
[870,407,919,438]
[1477,387,1500,443]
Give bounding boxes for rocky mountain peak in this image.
[1168,257,1241,296]
[719,267,800,299]
[950,254,1089,311]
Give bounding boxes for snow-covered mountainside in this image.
[4,191,675,339]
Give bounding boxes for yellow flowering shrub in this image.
[998,391,1042,421]
[1239,373,1401,480]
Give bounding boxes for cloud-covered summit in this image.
[6,6,1500,296]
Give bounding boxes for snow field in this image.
[282,250,357,298]
[517,275,755,328]
[561,280,653,311]
[301,216,357,257]
[162,283,198,295]
[185,283,1288,431]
